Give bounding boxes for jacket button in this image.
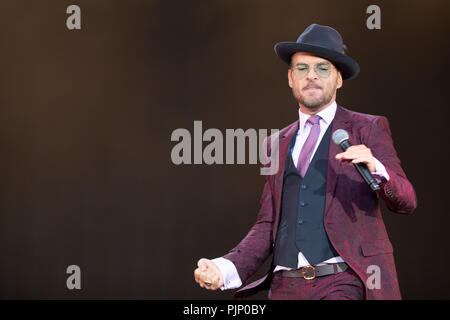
[300,202,306,207]
[301,184,307,190]
[298,219,304,224]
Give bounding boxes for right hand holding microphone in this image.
[194,258,224,290]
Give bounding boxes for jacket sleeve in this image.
[367,116,417,214]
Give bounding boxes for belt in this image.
[280,262,348,280]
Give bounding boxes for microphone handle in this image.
[339,140,380,192]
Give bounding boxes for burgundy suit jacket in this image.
[223,105,417,300]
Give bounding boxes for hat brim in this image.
[274,42,360,80]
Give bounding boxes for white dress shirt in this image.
[213,101,390,290]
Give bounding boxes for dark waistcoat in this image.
[273,123,338,268]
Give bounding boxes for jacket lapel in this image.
[324,105,353,219]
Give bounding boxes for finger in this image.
[212,271,224,288]
[195,268,212,287]
[210,274,221,290]
[198,269,211,286]
[352,157,375,171]
[336,152,356,161]
[203,273,213,285]
[197,258,209,271]
[352,145,372,157]
[341,148,371,160]
[337,145,369,158]
[205,263,223,285]
[202,269,218,287]
[351,157,370,165]
[205,283,218,290]
[194,268,202,283]
[202,269,216,282]
[203,277,218,290]
[336,152,350,160]
[343,146,360,154]
[202,279,213,289]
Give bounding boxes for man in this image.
[193,24,417,300]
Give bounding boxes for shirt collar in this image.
[298,101,337,132]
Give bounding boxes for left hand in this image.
[335,144,376,173]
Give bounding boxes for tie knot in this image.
[307,115,321,126]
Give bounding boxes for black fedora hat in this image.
[274,24,360,80]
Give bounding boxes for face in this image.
[288,52,343,114]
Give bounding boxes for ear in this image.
[336,71,343,89]
[288,68,294,88]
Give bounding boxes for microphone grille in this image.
[332,129,349,145]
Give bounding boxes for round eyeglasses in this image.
[291,62,332,79]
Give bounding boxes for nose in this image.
[305,66,318,80]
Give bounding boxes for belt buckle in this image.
[301,265,316,280]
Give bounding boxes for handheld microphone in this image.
[332,129,380,192]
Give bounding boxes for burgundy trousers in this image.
[268,267,365,300]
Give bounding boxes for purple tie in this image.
[297,115,321,177]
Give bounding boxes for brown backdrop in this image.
[0,0,449,299]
